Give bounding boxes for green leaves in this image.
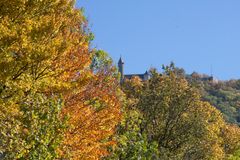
[228,149,240,160]
[106,108,160,160]
[114,66,230,160]
[0,93,66,160]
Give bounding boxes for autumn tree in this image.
[136,68,226,159]
[222,124,240,159]
[106,107,159,160]
[0,0,121,159]
[115,66,229,160]
[60,50,122,159]
[0,93,66,159]
[105,77,160,160]
[0,0,85,158]
[109,79,158,159]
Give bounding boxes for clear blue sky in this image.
[76,0,240,80]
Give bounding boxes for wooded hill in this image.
[186,72,240,125]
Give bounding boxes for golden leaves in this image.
[0,0,122,159]
[61,69,121,159]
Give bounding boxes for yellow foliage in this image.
[0,0,121,159]
[61,71,122,159]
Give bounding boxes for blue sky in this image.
[76,0,240,80]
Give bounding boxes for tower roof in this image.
[118,57,124,64]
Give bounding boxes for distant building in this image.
[118,57,150,82]
[189,72,219,84]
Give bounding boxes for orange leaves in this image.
[59,53,121,159]
[62,104,119,159]
[61,73,121,159]
[0,0,121,159]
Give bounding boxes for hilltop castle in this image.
[118,57,150,82]
[118,57,218,84]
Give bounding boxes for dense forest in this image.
[0,1,240,160]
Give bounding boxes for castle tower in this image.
[118,57,124,82]
[143,70,150,81]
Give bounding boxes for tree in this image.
[123,68,226,159]
[105,97,159,160]
[0,0,87,158]
[0,1,121,159]
[0,93,66,160]
[222,124,240,159]
[60,50,122,159]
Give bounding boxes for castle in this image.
[118,57,150,82]
[118,57,218,84]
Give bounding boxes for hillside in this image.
[187,73,240,125]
